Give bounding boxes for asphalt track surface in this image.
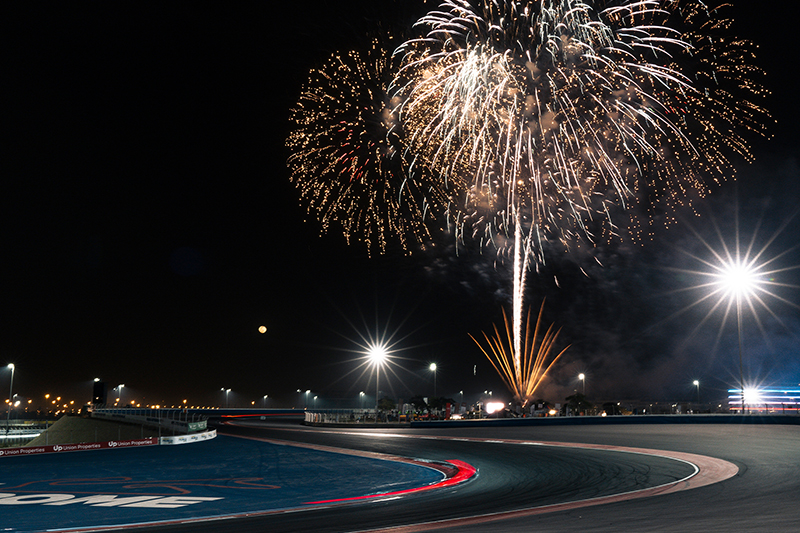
[4,419,798,532]
[126,419,800,533]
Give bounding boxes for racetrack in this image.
[130,419,799,533]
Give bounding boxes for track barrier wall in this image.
[0,429,217,458]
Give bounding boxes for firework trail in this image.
[470,300,570,406]
[392,0,770,387]
[287,37,450,255]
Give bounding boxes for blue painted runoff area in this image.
[0,435,443,533]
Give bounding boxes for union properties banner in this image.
[0,438,158,457]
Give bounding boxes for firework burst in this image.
[287,37,449,255]
[393,0,770,255]
[390,0,770,397]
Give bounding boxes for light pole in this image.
[578,373,585,395]
[117,384,125,406]
[262,395,268,407]
[693,380,700,407]
[92,377,100,405]
[718,259,760,414]
[220,388,230,408]
[429,363,438,398]
[368,343,387,418]
[359,391,365,409]
[6,364,15,433]
[736,290,745,413]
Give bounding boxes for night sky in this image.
[4,1,799,410]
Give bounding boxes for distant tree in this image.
[427,397,444,411]
[564,393,594,415]
[427,397,456,411]
[378,397,396,412]
[408,395,428,413]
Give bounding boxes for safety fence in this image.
[91,407,207,434]
[304,409,407,424]
[0,422,52,448]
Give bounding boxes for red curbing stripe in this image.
[307,460,476,504]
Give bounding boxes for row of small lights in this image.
[6,365,712,413]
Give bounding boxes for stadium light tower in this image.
[368,343,387,417]
[717,259,761,413]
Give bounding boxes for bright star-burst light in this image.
[742,387,762,406]
[674,209,800,339]
[336,332,409,396]
[715,260,762,301]
[368,343,388,365]
[317,302,427,398]
[661,203,800,390]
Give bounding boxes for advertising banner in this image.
[0,438,158,458]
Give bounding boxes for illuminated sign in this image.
[727,387,800,412]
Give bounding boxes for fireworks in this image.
[470,301,570,407]
[287,37,449,255]
[286,1,771,402]
[390,0,770,390]
[394,0,770,254]
[288,1,769,259]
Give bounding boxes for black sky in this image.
[4,1,799,410]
